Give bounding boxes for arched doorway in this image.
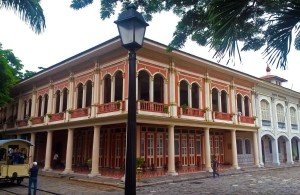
[291,137,300,161]
[261,134,275,164]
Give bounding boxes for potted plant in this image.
[181,104,188,112]
[163,105,169,113]
[116,100,121,109]
[47,114,52,119]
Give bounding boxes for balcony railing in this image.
[291,124,298,130]
[17,119,28,127]
[70,107,89,118]
[6,122,15,129]
[97,101,125,114]
[262,120,271,126]
[49,113,64,122]
[139,101,168,113]
[213,112,232,121]
[278,122,286,129]
[240,116,255,124]
[31,116,44,125]
[178,107,205,117]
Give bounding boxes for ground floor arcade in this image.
[16,124,259,178]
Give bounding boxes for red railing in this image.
[214,112,232,121]
[97,101,125,114]
[70,107,89,118]
[31,116,44,125]
[182,107,205,117]
[240,116,255,124]
[17,119,28,127]
[139,101,168,113]
[49,113,64,122]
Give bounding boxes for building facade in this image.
[1,37,290,178]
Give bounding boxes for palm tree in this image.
[0,0,45,34]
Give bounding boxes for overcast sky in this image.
[0,0,299,91]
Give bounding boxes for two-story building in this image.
[0,37,263,178]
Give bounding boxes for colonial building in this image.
[0,37,279,178]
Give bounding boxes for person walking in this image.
[53,153,59,169]
[212,155,220,178]
[28,162,39,195]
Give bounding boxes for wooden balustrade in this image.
[17,119,28,127]
[240,116,255,124]
[214,112,232,121]
[97,101,125,114]
[139,101,168,113]
[49,113,64,122]
[70,107,89,118]
[31,116,44,125]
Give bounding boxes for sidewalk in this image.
[40,162,300,189]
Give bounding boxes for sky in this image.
[0,0,299,92]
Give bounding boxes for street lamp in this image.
[115,4,148,195]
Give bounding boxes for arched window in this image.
[192,83,200,108]
[261,100,271,121]
[244,96,250,116]
[245,139,251,154]
[154,74,164,103]
[43,94,48,115]
[77,83,83,108]
[86,80,93,107]
[290,107,298,129]
[55,90,60,113]
[62,88,68,112]
[221,90,227,113]
[180,80,188,106]
[276,104,285,128]
[211,88,219,111]
[114,71,123,101]
[37,96,42,117]
[236,139,243,154]
[237,94,243,114]
[28,99,32,117]
[23,101,27,119]
[103,75,111,103]
[138,71,150,101]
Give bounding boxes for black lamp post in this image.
[115,4,148,195]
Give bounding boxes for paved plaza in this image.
[2,166,300,194]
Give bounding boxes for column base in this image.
[166,171,178,176]
[273,162,280,166]
[205,167,213,172]
[42,168,52,172]
[232,165,240,170]
[62,169,74,174]
[88,172,100,177]
[121,174,125,182]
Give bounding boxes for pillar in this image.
[204,74,211,121]
[169,61,177,117]
[93,66,100,117]
[111,76,115,102]
[286,139,294,164]
[230,82,237,123]
[164,80,168,104]
[297,140,300,162]
[253,131,259,166]
[272,138,280,165]
[204,127,212,172]
[167,125,178,175]
[17,95,23,120]
[89,126,100,177]
[47,82,54,115]
[149,76,154,102]
[82,84,87,108]
[26,100,30,117]
[188,84,192,107]
[31,90,37,117]
[41,96,45,116]
[231,129,239,169]
[43,131,53,171]
[242,97,245,116]
[258,131,264,167]
[217,91,221,112]
[29,132,36,165]
[59,92,63,113]
[63,128,74,174]
[68,74,75,110]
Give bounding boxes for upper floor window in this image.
[192,83,200,108]
[221,90,227,113]
[212,88,218,111]
[138,70,150,101]
[103,75,111,103]
[276,104,285,129]
[244,96,250,116]
[237,94,243,115]
[77,83,83,108]
[85,80,93,107]
[290,107,298,130]
[261,100,271,126]
[154,74,164,103]
[114,71,123,101]
[179,80,188,106]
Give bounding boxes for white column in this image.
[188,84,192,107]
[230,82,237,123]
[242,97,245,116]
[167,125,178,175]
[204,75,211,121]
[169,64,177,117]
[17,96,23,120]
[99,79,104,104]
[41,96,45,116]
[43,131,53,171]
[68,75,75,110]
[31,91,37,117]
[258,131,264,166]
[164,80,168,104]
[29,132,36,165]
[253,131,259,166]
[231,130,239,169]
[89,126,100,177]
[63,128,74,174]
[204,127,212,172]
[26,100,30,117]
[59,92,63,113]
[218,91,221,112]
[122,74,125,101]
[52,94,57,114]
[286,139,294,164]
[47,83,54,115]
[111,76,115,102]
[82,85,87,108]
[150,76,154,102]
[272,138,280,165]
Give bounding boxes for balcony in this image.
[177,107,205,118]
[49,113,64,122]
[213,112,232,121]
[70,107,89,118]
[17,119,28,127]
[239,116,255,124]
[139,101,168,114]
[30,116,44,125]
[97,101,125,114]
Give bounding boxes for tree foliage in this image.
[0,0,46,34]
[71,0,300,69]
